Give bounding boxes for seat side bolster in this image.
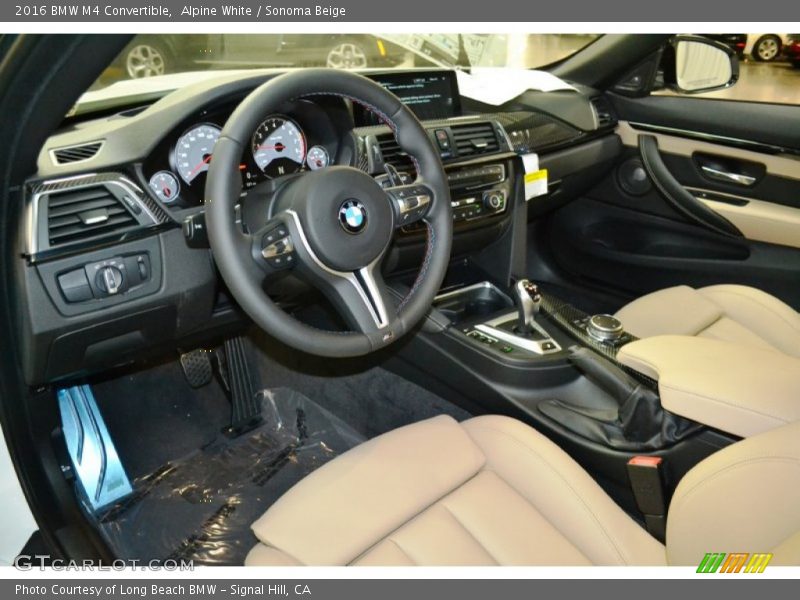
[461,415,666,566]
[615,285,722,340]
[666,421,800,566]
[244,543,304,566]
[699,284,800,358]
[618,335,800,438]
[250,415,485,565]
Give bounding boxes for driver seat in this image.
[245,414,800,566]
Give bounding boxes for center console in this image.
[401,164,509,235]
[389,272,735,537]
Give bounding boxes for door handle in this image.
[638,135,742,237]
[700,165,756,187]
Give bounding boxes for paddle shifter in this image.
[513,279,542,335]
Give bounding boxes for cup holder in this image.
[433,282,513,324]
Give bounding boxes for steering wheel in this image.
[205,69,453,357]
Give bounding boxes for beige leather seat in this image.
[245,414,800,566]
[615,284,800,358]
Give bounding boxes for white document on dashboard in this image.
[456,68,577,106]
[522,153,548,201]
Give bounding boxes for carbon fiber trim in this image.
[493,111,583,154]
[353,110,583,172]
[539,293,657,388]
[26,171,174,260]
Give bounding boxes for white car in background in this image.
[745,33,790,62]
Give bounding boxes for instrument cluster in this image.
[142,99,340,209]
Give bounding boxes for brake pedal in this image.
[179,349,213,388]
[217,336,263,437]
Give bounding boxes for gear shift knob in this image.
[514,279,541,334]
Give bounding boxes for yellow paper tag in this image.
[524,168,548,199]
[524,169,548,183]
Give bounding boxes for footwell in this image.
[92,388,365,565]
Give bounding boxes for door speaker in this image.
[617,158,652,196]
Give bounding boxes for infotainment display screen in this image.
[362,71,462,123]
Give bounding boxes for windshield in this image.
[80,34,600,113]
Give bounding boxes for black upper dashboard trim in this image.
[41,68,606,179]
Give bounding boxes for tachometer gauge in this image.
[149,170,180,204]
[306,145,330,171]
[251,116,306,178]
[174,123,221,184]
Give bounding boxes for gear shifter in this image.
[513,279,541,335]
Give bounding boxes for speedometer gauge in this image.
[174,123,221,184]
[251,116,306,178]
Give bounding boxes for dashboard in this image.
[19,67,619,385]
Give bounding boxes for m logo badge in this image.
[697,552,773,573]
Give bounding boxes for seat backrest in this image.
[666,420,800,566]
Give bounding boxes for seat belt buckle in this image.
[627,455,667,542]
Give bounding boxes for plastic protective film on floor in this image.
[93,388,366,565]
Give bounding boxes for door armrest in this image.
[618,335,800,438]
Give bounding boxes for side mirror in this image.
[663,35,739,94]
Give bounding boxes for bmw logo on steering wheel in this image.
[338,199,368,234]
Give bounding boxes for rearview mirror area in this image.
[663,35,739,94]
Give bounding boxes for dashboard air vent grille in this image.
[450,121,500,157]
[46,185,138,246]
[376,134,416,175]
[589,96,616,129]
[52,141,104,164]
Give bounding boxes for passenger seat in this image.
[615,284,800,358]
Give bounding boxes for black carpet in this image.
[247,330,473,439]
[93,359,231,481]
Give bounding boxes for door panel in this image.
[543,96,800,311]
[547,198,800,309]
[610,94,800,153]
[615,121,800,249]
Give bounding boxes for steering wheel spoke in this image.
[319,263,397,334]
[385,183,433,229]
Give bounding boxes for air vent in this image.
[589,96,616,129]
[450,122,500,158]
[51,141,104,165]
[46,185,138,247]
[376,134,416,175]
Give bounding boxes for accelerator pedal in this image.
[57,385,133,513]
[217,336,263,437]
[179,348,213,388]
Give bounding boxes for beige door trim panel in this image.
[616,121,800,182]
[699,196,800,249]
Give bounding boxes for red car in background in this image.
[784,34,800,67]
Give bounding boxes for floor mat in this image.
[93,388,365,565]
